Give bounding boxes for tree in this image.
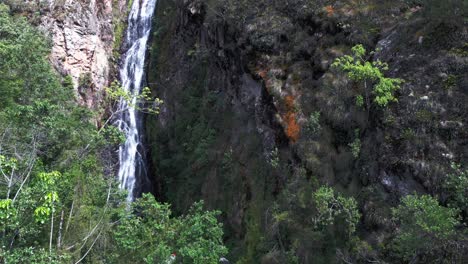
[112,193,227,264]
[332,44,403,108]
[391,194,463,262]
[262,182,362,263]
[443,163,468,220]
[313,186,361,236]
[0,3,225,264]
[175,201,228,264]
[0,4,123,262]
[103,81,163,116]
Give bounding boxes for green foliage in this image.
[176,201,228,263]
[313,186,361,235]
[401,127,416,140]
[111,0,131,59]
[147,60,222,212]
[0,6,226,263]
[0,199,16,223]
[443,163,468,215]
[221,147,234,169]
[443,74,458,90]
[267,147,280,168]
[237,201,266,264]
[100,125,126,145]
[62,75,74,90]
[391,194,460,261]
[0,2,96,164]
[373,77,403,106]
[332,44,403,107]
[30,171,61,224]
[348,129,361,158]
[113,193,227,264]
[0,247,70,264]
[113,194,174,263]
[349,138,361,158]
[355,94,364,108]
[306,111,321,136]
[262,179,362,263]
[449,43,468,57]
[78,72,92,89]
[105,81,163,115]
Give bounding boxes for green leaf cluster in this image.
[313,186,361,235]
[332,44,403,107]
[0,199,16,222]
[391,194,460,261]
[443,163,468,214]
[105,81,163,115]
[113,194,228,264]
[0,247,70,264]
[306,111,321,136]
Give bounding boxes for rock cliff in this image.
[6,0,128,107]
[146,0,467,262]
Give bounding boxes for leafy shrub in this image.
[391,194,462,262]
[0,247,70,264]
[443,163,468,215]
[313,186,361,235]
[332,44,403,107]
[348,129,361,158]
[267,147,280,168]
[113,194,227,264]
[306,111,322,136]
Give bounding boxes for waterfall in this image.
[116,0,157,201]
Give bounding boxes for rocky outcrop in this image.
[34,0,128,108]
[146,0,467,262]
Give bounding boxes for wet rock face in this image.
[37,0,126,107]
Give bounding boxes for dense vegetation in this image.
[0,4,225,263]
[1,0,467,263]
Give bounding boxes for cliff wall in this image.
[5,0,129,107]
[146,0,467,262]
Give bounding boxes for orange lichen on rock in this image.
[257,69,268,79]
[285,112,300,142]
[256,68,275,95]
[284,95,295,109]
[325,5,335,17]
[283,95,300,142]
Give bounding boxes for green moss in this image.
[415,109,433,123]
[443,74,458,90]
[383,112,397,125]
[148,0,176,86]
[449,43,468,57]
[112,20,125,59]
[111,0,132,60]
[237,194,273,264]
[62,75,74,90]
[78,72,92,88]
[349,129,361,158]
[401,128,416,141]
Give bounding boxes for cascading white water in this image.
[116,0,158,201]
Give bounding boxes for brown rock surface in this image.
[38,0,127,107]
